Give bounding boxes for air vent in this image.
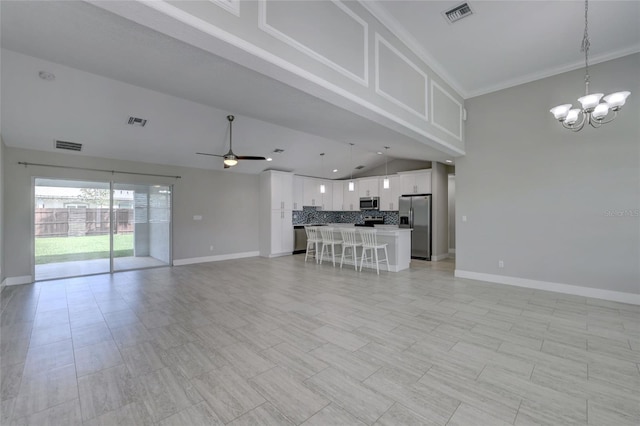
[443,2,473,24]
[273,148,285,153]
[55,140,82,152]
[128,116,147,127]
[355,165,365,170]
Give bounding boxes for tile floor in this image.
[1,255,638,425]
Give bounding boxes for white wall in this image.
[354,159,432,178]
[431,162,449,260]
[457,53,640,299]
[0,137,5,285]
[3,146,260,282]
[448,174,455,252]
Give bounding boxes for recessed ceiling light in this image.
[266,157,273,161]
[377,151,383,155]
[332,169,338,173]
[38,71,56,81]
[445,160,453,163]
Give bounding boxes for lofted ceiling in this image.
[1,1,638,176]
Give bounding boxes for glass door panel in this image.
[34,178,111,280]
[112,183,171,271]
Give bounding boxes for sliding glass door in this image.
[34,178,171,281]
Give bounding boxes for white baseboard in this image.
[173,251,259,266]
[3,275,34,286]
[455,270,640,306]
[431,253,450,261]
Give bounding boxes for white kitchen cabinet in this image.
[260,171,294,257]
[399,170,431,195]
[269,210,293,255]
[292,175,304,210]
[268,171,293,210]
[303,177,322,208]
[332,181,344,211]
[320,180,333,210]
[379,175,401,211]
[343,180,360,211]
[358,177,379,198]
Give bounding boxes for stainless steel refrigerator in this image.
[399,194,432,260]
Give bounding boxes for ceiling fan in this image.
[196,115,267,168]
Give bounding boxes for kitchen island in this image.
[323,224,412,272]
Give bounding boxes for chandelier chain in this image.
[581,0,590,91]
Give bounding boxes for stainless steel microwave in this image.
[359,197,380,210]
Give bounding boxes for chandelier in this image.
[549,0,630,131]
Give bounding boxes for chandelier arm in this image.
[595,110,618,125]
[562,113,587,132]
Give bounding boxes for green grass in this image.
[35,234,134,264]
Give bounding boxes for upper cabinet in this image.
[268,171,294,210]
[379,175,400,211]
[343,180,360,211]
[303,177,322,208]
[399,170,431,195]
[358,177,379,198]
[292,175,304,210]
[320,181,333,211]
[332,181,344,211]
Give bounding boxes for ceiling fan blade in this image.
[196,152,225,158]
[236,156,267,160]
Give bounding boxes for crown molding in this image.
[359,0,468,99]
[467,44,640,99]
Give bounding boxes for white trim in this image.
[208,0,240,17]
[173,251,259,266]
[258,0,369,87]
[4,275,34,286]
[359,0,467,98]
[466,44,640,99]
[139,1,464,156]
[374,33,428,121]
[431,80,463,141]
[431,253,450,261]
[454,270,640,306]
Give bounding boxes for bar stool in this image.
[358,228,389,274]
[339,228,361,270]
[304,226,322,263]
[319,227,342,267]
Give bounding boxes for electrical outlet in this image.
[498,260,504,268]
[209,245,214,252]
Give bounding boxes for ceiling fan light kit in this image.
[196,115,267,168]
[550,0,630,131]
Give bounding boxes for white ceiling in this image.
[1,1,638,176]
[368,1,640,98]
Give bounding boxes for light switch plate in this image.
[193,215,202,221]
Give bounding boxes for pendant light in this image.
[319,153,326,194]
[382,146,390,189]
[348,143,355,192]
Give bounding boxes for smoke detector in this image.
[443,2,473,24]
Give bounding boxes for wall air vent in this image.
[55,140,82,152]
[355,165,365,170]
[443,2,473,24]
[128,116,148,127]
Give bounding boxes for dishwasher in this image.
[293,226,307,254]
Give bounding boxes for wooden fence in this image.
[35,208,134,237]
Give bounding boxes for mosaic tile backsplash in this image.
[292,207,399,225]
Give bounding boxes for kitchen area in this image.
[262,164,452,272]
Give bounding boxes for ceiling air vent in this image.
[355,165,365,170]
[273,148,285,153]
[443,2,473,24]
[128,116,148,127]
[55,140,82,152]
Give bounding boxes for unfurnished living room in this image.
[0,1,638,425]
